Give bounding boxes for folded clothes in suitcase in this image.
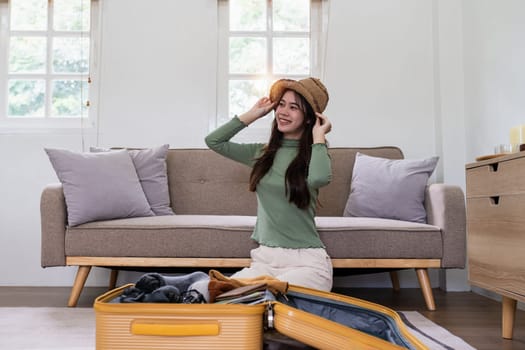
[94,284,428,350]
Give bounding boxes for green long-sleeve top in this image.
[205,117,332,249]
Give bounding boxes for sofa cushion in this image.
[343,152,439,223]
[316,217,442,259]
[65,215,442,260]
[91,145,174,216]
[45,148,154,226]
[65,215,258,258]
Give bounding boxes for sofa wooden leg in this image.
[389,271,400,292]
[109,269,119,290]
[502,296,517,339]
[68,266,91,307]
[416,268,436,311]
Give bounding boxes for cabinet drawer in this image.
[467,195,525,297]
[466,156,525,196]
[466,194,525,222]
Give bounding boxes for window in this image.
[0,0,100,129]
[217,0,326,141]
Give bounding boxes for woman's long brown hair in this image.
[249,91,316,209]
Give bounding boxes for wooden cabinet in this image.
[466,152,525,339]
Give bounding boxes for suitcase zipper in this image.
[265,302,275,330]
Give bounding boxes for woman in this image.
[205,77,333,291]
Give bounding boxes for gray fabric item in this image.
[189,278,211,303]
[91,145,174,216]
[66,215,258,257]
[45,148,154,226]
[40,184,67,266]
[344,153,439,223]
[424,184,466,268]
[316,217,442,258]
[64,215,442,259]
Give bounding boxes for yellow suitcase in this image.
[94,284,428,350]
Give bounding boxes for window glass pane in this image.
[8,79,45,117]
[8,36,46,74]
[273,0,309,32]
[52,80,88,117]
[10,0,47,31]
[53,37,90,73]
[53,0,90,31]
[273,37,309,75]
[230,37,266,74]
[228,79,268,120]
[230,0,266,31]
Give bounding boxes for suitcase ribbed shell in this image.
[95,285,265,350]
[95,284,428,350]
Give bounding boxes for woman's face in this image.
[275,90,306,139]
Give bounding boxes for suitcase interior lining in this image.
[277,291,416,350]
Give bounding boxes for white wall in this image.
[1,0,521,291]
[463,0,525,160]
[325,0,436,158]
[96,0,217,148]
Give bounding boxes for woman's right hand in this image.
[312,112,332,144]
[238,97,276,125]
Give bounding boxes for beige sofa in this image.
[40,146,466,309]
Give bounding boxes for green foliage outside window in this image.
[7,0,91,118]
[52,80,89,117]
[8,80,45,117]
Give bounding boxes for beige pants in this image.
[231,245,333,292]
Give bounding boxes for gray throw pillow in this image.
[343,152,439,223]
[90,145,174,216]
[45,148,154,226]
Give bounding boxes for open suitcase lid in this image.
[269,285,429,350]
[95,284,428,350]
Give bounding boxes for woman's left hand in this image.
[238,97,276,125]
[312,112,332,143]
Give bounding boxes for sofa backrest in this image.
[166,147,403,216]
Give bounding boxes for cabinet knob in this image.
[490,163,499,172]
[490,196,500,205]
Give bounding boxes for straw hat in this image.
[269,77,329,113]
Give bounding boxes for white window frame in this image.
[216,0,327,142]
[0,0,101,132]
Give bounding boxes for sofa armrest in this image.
[41,183,68,267]
[424,183,466,268]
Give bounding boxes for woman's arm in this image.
[204,117,261,167]
[308,144,332,188]
[205,97,275,166]
[308,112,333,188]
